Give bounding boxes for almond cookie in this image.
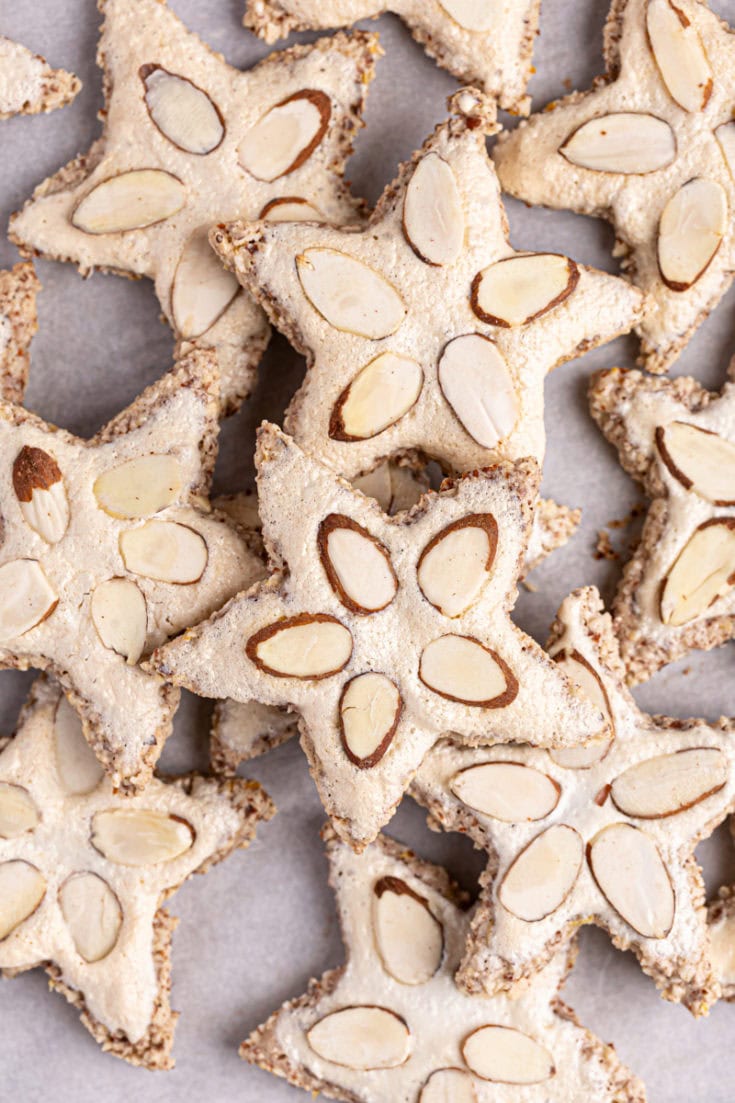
[0,349,262,793]
[149,423,607,851]
[211,89,643,479]
[0,36,80,119]
[0,677,274,1068]
[413,586,735,1016]
[590,364,735,682]
[708,836,735,1001]
[494,0,735,374]
[244,0,541,113]
[0,262,40,404]
[241,824,645,1102]
[9,0,378,414]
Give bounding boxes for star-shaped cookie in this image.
[0,261,40,405]
[494,0,735,374]
[149,422,606,851]
[244,0,541,113]
[413,586,735,1015]
[0,677,274,1069]
[0,348,262,792]
[0,36,80,120]
[707,823,735,1002]
[590,364,735,682]
[212,89,643,479]
[242,825,645,1102]
[9,0,378,414]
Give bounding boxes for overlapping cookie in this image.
[0,36,80,120]
[10,0,378,413]
[211,89,643,479]
[0,678,275,1068]
[708,829,735,1002]
[0,261,40,404]
[494,0,735,373]
[242,825,645,1101]
[413,586,735,1015]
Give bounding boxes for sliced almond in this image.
[0,559,58,638]
[587,823,675,937]
[610,747,726,818]
[90,578,148,665]
[646,0,713,113]
[0,861,46,940]
[141,65,224,154]
[438,335,519,450]
[53,695,105,796]
[0,782,40,838]
[451,762,560,822]
[403,153,464,267]
[709,912,735,986]
[352,462,424,515]
[91,809,195,866]
[72,170,186,234]
[437,0,495,31]
[306,1006,411,1070]
[171,230,239,339]
[715,121,735,180]
[549,648,614,768]
[417,514,497,618]
[419,635,518,708]
[59,872,122,963]
[119,520,208,584]
[93,453,182,519]
[318,514,397,614]
[373,875,443,984]
[471,254,579,328]
[656,421,735,505]
[339,673,402,768]
[12,445,69,544]
[259,196,322,222]
[499,824,583,921]
[658,177,727,291]
[420,1069,477,1103]
[660,520,735,626]
[330,353,423,442]
[238,90,331,181]
[297,248,407,339]
[463,1025,554,1084]
[559,113,676,174]
[246,614,352,679]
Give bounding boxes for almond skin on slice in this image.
[437,0,495,31]
[610,747,727,818]
[238,90,331,182]
[119,520,208,584]
[646,0,713,113]
[656,422,735,505]
[171,230,240,339]
[451,762,560,822]
[91,809,195,866]
[419,635,518,708]
[0,559,58,638]
[306,1006,411,1070]
[90,578,148,665]
[140,65,224,154]
[659,519,735,626]
[59,872,122,963]
[0,782,40,838]
[53,695,105,796]
[420,1069,477,1103]
[657,177,727,291]
[471,254,579,328]
[373,875,443,984]
[93,453,183,518]
[259,196,322,222]
[499,824,584,922]
[329,353,424,442]
[339,673,402,768]
[318,514,398,615]
[549,648,614,769]
[403,153,464,267]
[71,170,187,234]
[296,248,407,339]
[462,1025,555,1084]
[438,334,519,450]
[13,445,69,544]
[0,861,46,941]
[559,113,677,174]
[417,514,497,618]
[246,614,353,679]
[587,822,675,938]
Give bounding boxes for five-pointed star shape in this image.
[412,586,735,1016]
[212,89,643,480]
[149,422,606,851]
[0,36,80,119]
[241,825,645,1102]
[244,0,541,113]
[0,261,40,405]
[0,348,262,793]
[494,0,735,374]
[0,678,274,1069]
[9,0,377,414]
[590,363,735,683]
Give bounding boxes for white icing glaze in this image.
[0,38,45,115]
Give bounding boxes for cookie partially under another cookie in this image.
[0,36,80,120]
[0,261,40,404]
